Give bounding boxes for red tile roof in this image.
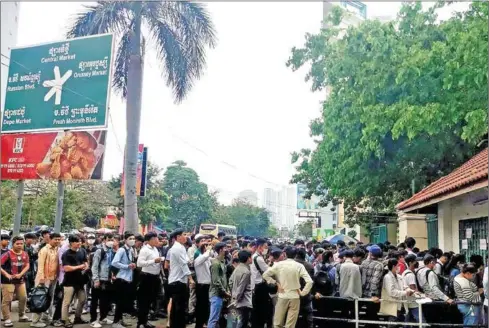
[397,148,488,210]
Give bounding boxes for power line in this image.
[169,132,287,188]
[2,52,289,190]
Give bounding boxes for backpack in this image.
[415,268,433,293]
[28,285,51,313]
[314,264,335,296]
[253,256,278,294]
[443,275,456,299]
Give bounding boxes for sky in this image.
[13,2,467,205]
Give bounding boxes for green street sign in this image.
[1,34,114,133]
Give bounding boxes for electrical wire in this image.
[2,52,292,191]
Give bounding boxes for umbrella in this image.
[325,233,357,245]
[96,228,114,234]
[80,227,96,233]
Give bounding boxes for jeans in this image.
[195,284,210,328]
[90,281,111,323]
[236,307,251,328]
[457,304,481,328]
[405,307,425,324]
[208,296,224,328]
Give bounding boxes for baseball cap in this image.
[366,244,383,257]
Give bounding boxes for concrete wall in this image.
[438,188,488,253]
[398,213,428,250]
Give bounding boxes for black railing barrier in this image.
[300,296,487,328]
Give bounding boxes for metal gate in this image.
[426,215,439,249]
[370,224,387,244]
[458,217,488,259]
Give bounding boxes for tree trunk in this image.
[13,180,24,236]
[54,180,65,233]
[123,4,144,234]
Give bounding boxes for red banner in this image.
[1,130,106,180]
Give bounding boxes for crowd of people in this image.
[1,231,488,328]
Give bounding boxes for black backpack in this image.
[28,285,51,313]
[314,264,335,296]
[443,275,456,299]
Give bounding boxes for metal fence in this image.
[310,296,486,328]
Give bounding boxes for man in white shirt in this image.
[250,238,272,328]
[402,254,424,324]
[168,229,195,328]
[136,232,163,328]
[193,236,213,328]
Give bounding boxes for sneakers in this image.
[90,322,102,328]
[73,317,89,325]
[30,322,47,328]
[19,315,33,322]
[120,320,132,327]
[4,320,13,327]
[100,318,114,325]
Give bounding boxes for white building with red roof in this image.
[396,148,488,256]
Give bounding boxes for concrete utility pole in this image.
[12,180,25,236]
[54,180,65,233]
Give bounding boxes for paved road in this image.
[8,302,171,328]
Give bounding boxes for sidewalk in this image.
[6,302,170,328]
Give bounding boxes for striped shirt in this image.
[454,275,481,303]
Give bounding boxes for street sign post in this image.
[1,34,114,133]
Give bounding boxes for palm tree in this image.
[67,1,216,233]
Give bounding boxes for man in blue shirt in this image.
[111,232,137,328]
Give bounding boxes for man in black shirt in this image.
[61,235,89,327]
[1,234,10,256]
[23,233,38,295]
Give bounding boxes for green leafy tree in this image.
[268,225,279,238]
[294,219,314,239]
[347,230,357,239]
[163,161,213,230]
[0,181,18,228]
[108,162,170,226]
[67,2,216,233]
[287,2,487,227]
[219,200,271,237]
[2,180,116,231]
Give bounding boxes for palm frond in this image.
[142,1,217,103]
[113,28,131,98]
[113,25,146,98]
[66,1,131,38]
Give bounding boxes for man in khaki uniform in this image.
[263,246,313,328]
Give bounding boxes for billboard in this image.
[297,183,320,210]
[1,130,106,180]
[120,144,147,197]
[1,34,114,132]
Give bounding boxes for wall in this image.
[398,213,428,250]
[437,188,488,253]
[1,2,20,111]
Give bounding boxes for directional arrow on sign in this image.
[43,66,72,105]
